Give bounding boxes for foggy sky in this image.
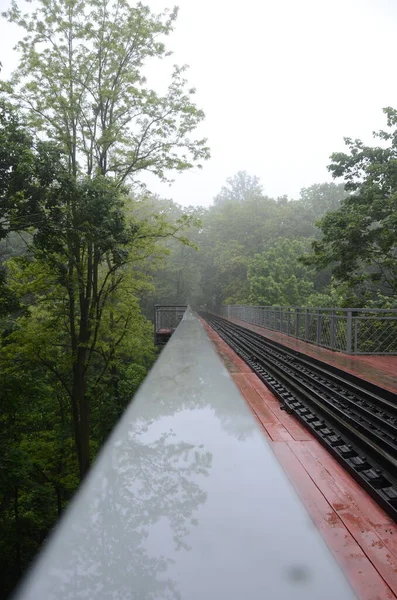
[1,0,397,206]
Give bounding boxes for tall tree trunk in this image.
[55,485,62,517]
[72,347,90,479]
[68,236,93,480]
[14,487,21,578]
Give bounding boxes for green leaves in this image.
[248,239,318,306]
[308,110,397,302]
[0,2,211,592]
[4,0,209,183]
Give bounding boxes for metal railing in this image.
[220,305,397,355]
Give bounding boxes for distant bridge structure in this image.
[154,304,187,345]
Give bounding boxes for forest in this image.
[1,1,397,597]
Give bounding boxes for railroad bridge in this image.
[15,305,397,600]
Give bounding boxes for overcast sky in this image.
[1,0,397,206]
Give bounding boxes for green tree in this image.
[2,0,209,478]
[3,0,209,182]
[142,200,205,309]
[0,100,41,315]
[248,238,319,306]
[0,3,210,592]
[196,175,355,308]
[3,173,197,478]
[299,182,347,220]
[0,327,79,595]
[309,107,397,303]
[199,180,279,304]
[0,224,162,596]
[214,170,263,205]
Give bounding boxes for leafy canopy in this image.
[309,107,397,301]
[3,0,210,182]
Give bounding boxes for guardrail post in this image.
[316,312,321,344]
[287,308,291,335]
[295,310,300,337]
[354,318,358,353]
[305,308,310,340]
[330,312,335,349]
[346,310,352,354]
[279,308,282,332]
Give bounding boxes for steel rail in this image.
[200,312,397,521]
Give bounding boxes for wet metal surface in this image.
[15,310,356,600]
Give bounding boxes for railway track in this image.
[200,312,397,521]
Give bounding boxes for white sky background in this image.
[1,0,397,206]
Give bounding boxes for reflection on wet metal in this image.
[14,308,357,600]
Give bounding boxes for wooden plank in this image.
[252,414,272,440]
[272,442,396,600]
[233,375,280,425]
[305,441,397,560]
[289,441,397,594]
[231,373,247,384]
[264,423,295,442]
[307,442,395,527]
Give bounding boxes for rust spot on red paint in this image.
[325,511,340,526]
